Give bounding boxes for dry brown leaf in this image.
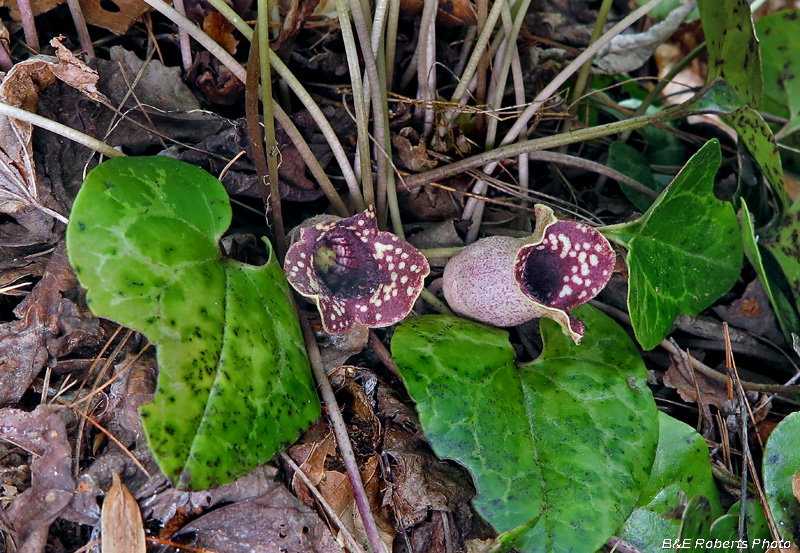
[0,0,153,35]
[394,127,438,172]
[0,246,101,405]
[0,38,104,221]
[1,405,77,553]
[101,473,146,553]
[398,0,476,26]
[169,476,344,553]
[203,12,239,55]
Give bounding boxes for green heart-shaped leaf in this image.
[619,413,722,552]
[66,157,320,490]
[391,305,658,553]
[763,411,800,541]
[605,139,743,350]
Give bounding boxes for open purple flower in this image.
[442,204,615,343]
[285,207,430,334]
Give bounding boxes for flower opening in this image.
[443,205,615,343]
[285,207,430,334]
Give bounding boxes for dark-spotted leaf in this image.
[618,413,721,553]
[604,139,743,350]
[728,107,788,221]
[695,84,787,228]
[391,305,659,553]
[697,0,762,107]
[66,157,320,490]
[756,10,800,137]
[763,411,800,541]
[741,199,800,340]
[762,198,800,337]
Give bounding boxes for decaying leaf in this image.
[394,127,438,172]
[0,38,104,221]
[0,246,101,405]
[101,473,146,553]
[0,405,82,553]
[164,475,344,553]
[593,0,696,75]
[0,0,153,35]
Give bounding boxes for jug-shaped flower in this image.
[443,204,615,343]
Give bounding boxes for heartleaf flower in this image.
[285,207,430,334]
[442,204,615,343]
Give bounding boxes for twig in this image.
[368,331,399,378]
[281,453,368,553]
[172,0,193,72]
[145,0,364,210]
[17,0,39,53]
[298,313,387,553]
[66,0,95,58]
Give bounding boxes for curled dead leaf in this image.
[0,38,105,222]
[101,473,146,553]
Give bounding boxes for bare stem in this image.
[66,0,95,58]
[17,0,39,53]
[172,0,193,72]
[299,314,387,553]
[145,0,364,210]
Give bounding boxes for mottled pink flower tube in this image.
[443,205,615,343]
[284,207,430,334]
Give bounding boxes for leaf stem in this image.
[333,0,373,206]
[419,247,464,259]
[402,104,689,189]
[461,0,669,224]
[145,0,364,210]
[298,313,387,553]
[256,7,287,259]
[0,101,124,161]
[418,288,455,316]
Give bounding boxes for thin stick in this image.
[256,7,286,259]
[144,0,364,210]
[17,0,39,53]
[281,453,368,553]
[172,0,193,72]
[591,301,800,394]
[298,313,386,553]
[66,0,95,58]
